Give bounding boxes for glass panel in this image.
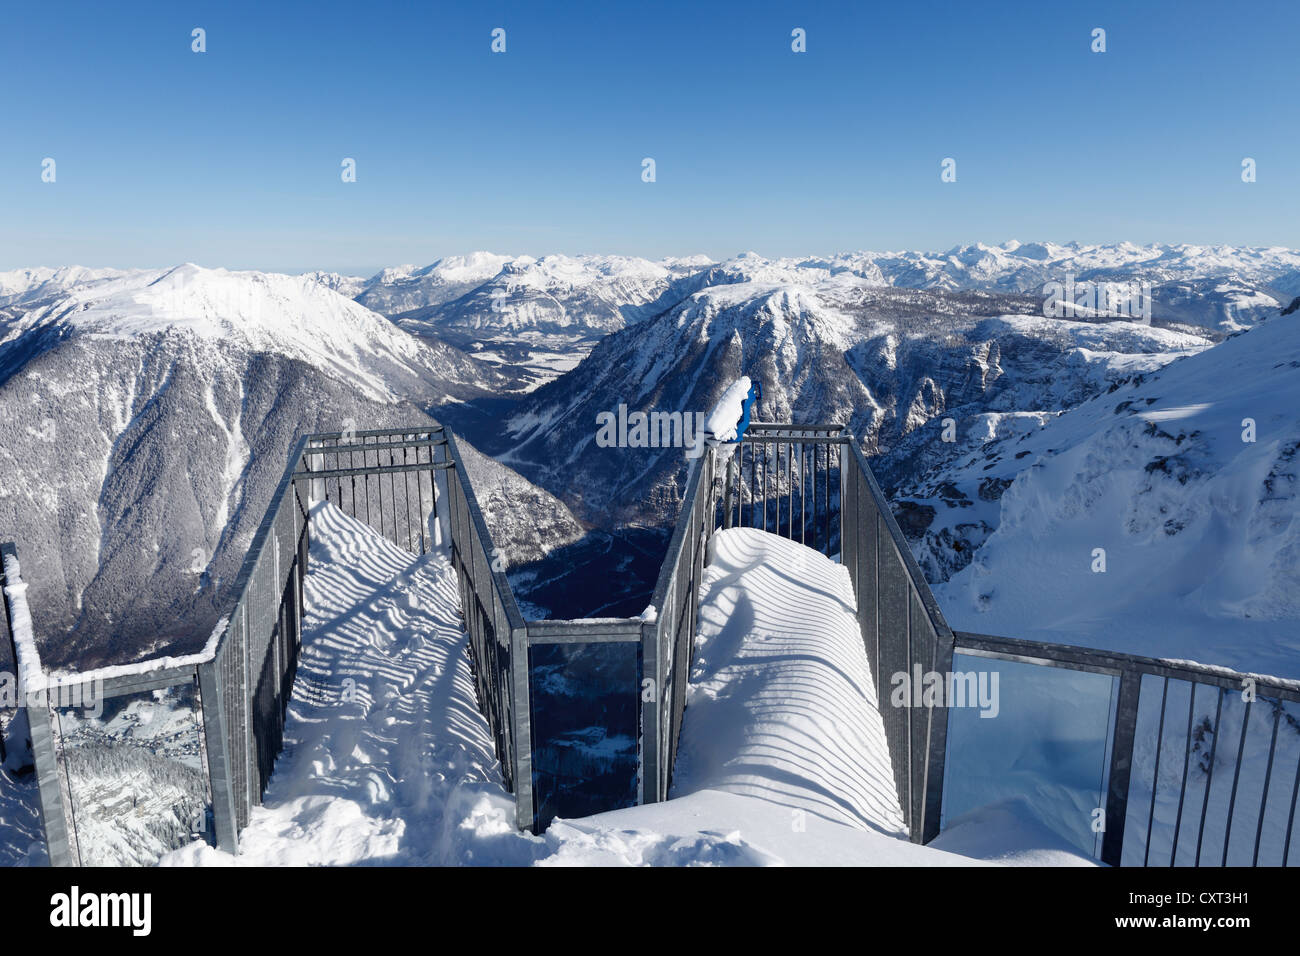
[529,642,639,829]
[55,681,211,866]
[941,652,1115,859]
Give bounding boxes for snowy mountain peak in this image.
[6,264,447,402]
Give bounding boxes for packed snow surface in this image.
[672,528,907,834]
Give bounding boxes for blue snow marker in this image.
[735,380,762,443]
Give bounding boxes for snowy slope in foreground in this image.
[935,314,1300,679]
[156,507,1084,866]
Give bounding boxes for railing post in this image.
[841,437,855,570]
[639,619,662,804]
[1102,669,1141,866]
[198,659,239,853]
[26,697,76,866]
[509,623,535,831]
[433,437,452,548]
[921,628,953,844]
[723,449,736,530]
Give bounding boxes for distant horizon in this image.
[6,237,1300,281]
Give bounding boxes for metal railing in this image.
[441,431,531,824]
[706,425,1298,865]
[0,427,451,863]
[953,632,1300,866]
[840,439,955,845]
[711,425,953,842]
[641,447,723,802]
[3,541,215,866]
[199,431,314,849]
[5,418,1297,865]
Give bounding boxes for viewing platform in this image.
[3,424,1298,866]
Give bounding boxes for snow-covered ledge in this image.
[1,546,221,697]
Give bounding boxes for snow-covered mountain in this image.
[355,253,710,389]
[729,243,1300,333]
[354,253,518,316]
[0,264,568,670]
[344,243,1297,396]
[0,266,144,310]
[486,272,1213,526]
[924,311,1300,679]
[299,270,368,299]
[5,244,1297,664]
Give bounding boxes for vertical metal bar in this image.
[350,447,357,520]
[786,438,793,539]
[1283,734,1300,866]
[1101,670,1141,867]
[800,443,807,546]
[363,439,372,529]
[375,442,385,541]
[199,659,239,852]
[1194,686,1225,866]
[332,439,340,508]
[809,440,817,549]
[434,440,451,549]
[1253,702,1282,865]
[403,444,415,553]
[921,639,951,844]
[769,440,776,533]
[1221,697,1253,865]
[1144,677,1169,866]
[841,440,854,575]
[915,587,950,845]
[874,511,884,711]
[387,446,398,546]
[1171,682,1197,866]
[414,444,427,555]
[749,441,757,529]
[723,451,735,530]
[824,441,831,556]
[903,573,912,834]
[640,618,662,804]
[509,621,535,830]
[427,444,437,548]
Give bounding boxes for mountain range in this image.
[1,241,1297,677]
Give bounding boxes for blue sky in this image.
[1,0,1295,274]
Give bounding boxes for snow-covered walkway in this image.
[672,528,908,835]
[545,527,976,865]
[166,501,535,865]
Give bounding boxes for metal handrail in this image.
[7,417,1298,867]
